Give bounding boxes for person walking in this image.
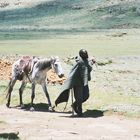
[55,49,95,117]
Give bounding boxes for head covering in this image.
[79,49,88,59]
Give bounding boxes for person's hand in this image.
[91,58,96,64]
[89,57,96,65]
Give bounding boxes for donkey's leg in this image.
[19,81,27,108]
[30,82,35,110]
[41,82,54,112]
[6,77,17,108]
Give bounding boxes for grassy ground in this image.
[0,30,140,118]
[0,80,139,118]
[0,30,140,56]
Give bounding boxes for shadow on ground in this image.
[12,104,105,118]
[13,103,50,112]
[0,132,20,140]
[12,103,72,114]
[60,109,105,118]
[83,109,104,118]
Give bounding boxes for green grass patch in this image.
[0,31,140,56]
[84,90,140,118]
[0,121,7,124]
[97,59,113,66]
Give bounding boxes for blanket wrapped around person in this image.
[55,56,92,108]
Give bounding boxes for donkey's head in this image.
[51,56,64,78]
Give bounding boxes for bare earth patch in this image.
[0,59,12,80]
[0,105,140,140]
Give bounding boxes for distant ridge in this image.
[0,0,140,39]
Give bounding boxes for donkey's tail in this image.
[5,78,12,99]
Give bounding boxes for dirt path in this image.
[0,56,140,139]
[0,105,140,140]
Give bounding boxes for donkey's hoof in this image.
[48,106,55,112]
[20,104,25,109]
[6,103,10,108]
[30,107,35,111]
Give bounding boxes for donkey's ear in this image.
[55,56,59,60]
[50,56,54,59]
[50,56,55,62]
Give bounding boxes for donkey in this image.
[6,56,64,111]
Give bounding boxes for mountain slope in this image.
[0,0,140,39]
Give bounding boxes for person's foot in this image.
[77,112,83,117]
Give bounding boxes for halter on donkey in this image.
[6,56,64,111]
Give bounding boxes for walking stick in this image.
[71,88,74,116]
[63,100,68,112]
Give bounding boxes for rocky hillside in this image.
[0,0,140,38]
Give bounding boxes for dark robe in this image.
[55,57,92,106]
